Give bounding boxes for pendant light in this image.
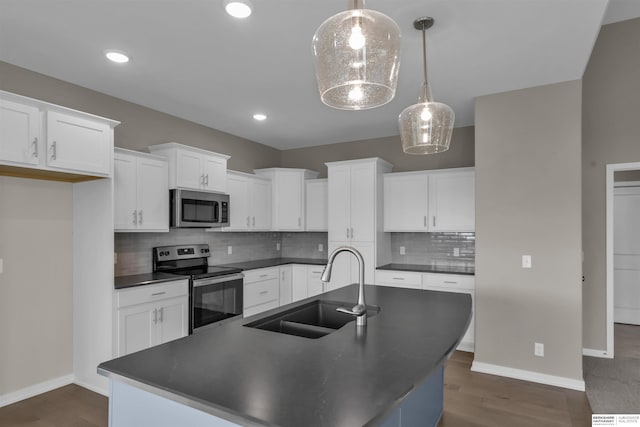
[312,0,401,110]
[398,17,454,154]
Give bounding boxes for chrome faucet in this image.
[321,246,367,327]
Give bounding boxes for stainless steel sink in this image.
[244,300,380,339]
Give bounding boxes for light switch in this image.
[522,255,532,269]
[399,246,406,255]
[318,243,324,252]
[276,242,281,251]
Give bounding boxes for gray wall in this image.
[0,61,280,174]
[582,17,640,350]
[475,80,583,381]
[280,126,475,177]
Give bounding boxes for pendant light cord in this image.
[422,27,428,86]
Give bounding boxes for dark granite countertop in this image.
[377,263,475,276]
[114,272,189,290]
[219,257,328,271]
[98,285,471,427]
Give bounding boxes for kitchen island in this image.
[98,284,471,427]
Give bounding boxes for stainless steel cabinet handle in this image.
[151,292,166,296]
[133,210,137,225]
[346,228,349,239]
[138,210,143,224]
[51,141,57,160]
[432,216,436,227]
[350,227,354,239]
[259,274,268,278]
[443,281,458,284]
[246,216,250,227]
[259,290,269,295]
[32,137,38,157]
[153,308,158,324]
[424,216,427,227]
[201,174,205,185]
[159,307,164,322]
[205,174,209,186]
[393,277,405,280]
[253,216,255,227]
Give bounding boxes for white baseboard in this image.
[0,374,74,408]
[73,378,109,397]
[471,361,585,391]
[583,347,613,358]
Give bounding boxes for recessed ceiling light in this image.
[253,113,267,121]
[105,50,129,64]
[224,0,252,18]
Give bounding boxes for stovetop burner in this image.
[152,244,242,279]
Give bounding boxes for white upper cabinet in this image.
[305,179,328,231]
[0,97,41,166]
[254,168,319,231]
[384,168,475,232]
[428,169,475,232]
[148,142,229,193]
[46,110,112,176]
[114,148,169,232]
[0,90,118,179]
[225,170,271,231]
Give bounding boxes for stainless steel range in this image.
[153,244,243,333]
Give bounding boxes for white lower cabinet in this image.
[279,266,293,306]
[306,265,325,297]
[115,280,189,357]
[375,270,475,352]
[326,241,375,291]
[243,267,280,317]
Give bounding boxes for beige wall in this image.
[582,17,640,350]
[281,126,475,177]
[0,61,280,174]
[475,80,583,381]
[0,177,73,395]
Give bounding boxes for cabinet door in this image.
[349,163,376,242]
[351,241,375,286]
[137,156,169,231]
[226,174,249,231]
[202,155,227,193]
[250,179,272,230]
[0,98,40,165]
[114,152,138,230]
[291,264,308,302]
[117,303,155,357]
[275,170,304,230]
[428,171,475,231]
[156,297,188,345]
[306,180,328,231]
[384,173,429,231]
[325,241,353,290]
[328,166,352,241]
[279,266,293,306]
[306,266,325,297]
[175,149,204,190]
[46,110,111,175]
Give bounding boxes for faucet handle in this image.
[337,304,366,317]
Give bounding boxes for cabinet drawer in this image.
[116,279,188,308]
[244,278,279,309]
[375,270,422,289]
[423,273,474,290]
[243,267,280,284]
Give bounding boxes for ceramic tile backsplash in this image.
[281,232,328,259]
[114,231,328,276]
[390,232,475,267]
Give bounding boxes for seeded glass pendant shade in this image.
[312,0,401,110]
[399,17,454,154]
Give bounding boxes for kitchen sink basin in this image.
[244,300,380,339]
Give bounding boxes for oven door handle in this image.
[192,273,244,287]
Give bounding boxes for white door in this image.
[226,174,249,230]
[250,179,272,230]
[384,173,429,231]
[46,110,111,175]
[350,241,375,286]
[137,156,169,231]
[0,98,40,165]
[276,170,304,230]
[202,155,227,193]
[326,241,353,290]
[328,166,352,242]
[614,184,640,325]
[349,163,376,242]
[156,297,188,345]
[176,150,203,190]
[117,303,155,357]
[306,180,328,231]
[114,153,138,230]
[429,171,475,231]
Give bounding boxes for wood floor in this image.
[0,352,591,427]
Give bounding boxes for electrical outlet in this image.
[400,246,406,255]
[114,253,117,264]
[318,243,324,252]
[522,255,532,269]
[453,248,460,257]
[227,246,233,255]
[276,242,281,251]
[534,342,544,357]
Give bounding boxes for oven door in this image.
[191,273,243,333]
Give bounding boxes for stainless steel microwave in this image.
[170,189,230,228]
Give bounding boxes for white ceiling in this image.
[1,0,639,151]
